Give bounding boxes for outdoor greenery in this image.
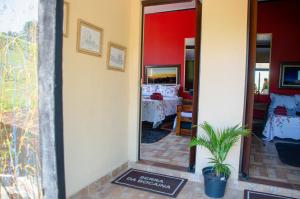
[0,21,42,198]
[0,22,38,112]
[189,122,249,177]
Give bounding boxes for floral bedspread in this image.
[141,96,181,127]
[263,115,300,141]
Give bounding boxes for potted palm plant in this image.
[189,122,249,198]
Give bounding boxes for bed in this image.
[141,84,182,128]
[263,115,300,141]
[262,93,300,141]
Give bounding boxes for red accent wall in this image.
[143,9,196,98]
[257,0,300,96]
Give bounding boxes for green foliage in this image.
[0,22,42,198]
[189,122,249,177]
[0,31,38,112]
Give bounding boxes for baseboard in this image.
[68,162,128,199]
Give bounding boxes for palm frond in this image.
[190,136,214,154]
[189,122,249,177]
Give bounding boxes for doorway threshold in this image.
[138,159,189,172]
[239,176,300,191]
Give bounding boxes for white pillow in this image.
[158,85,180,97]
[142,84,159,96]
[295,94,300,104]
[295,94,300,111]
[269,93,296,110]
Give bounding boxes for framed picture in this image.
[279,62,300,89]
[107,42,127,71]
[63,1,69,37]
[145,65,180,84]
[77,19,103,57]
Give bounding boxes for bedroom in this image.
[243,0,300,188]
[139,2,199,172]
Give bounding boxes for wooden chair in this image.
[175,101,193,136]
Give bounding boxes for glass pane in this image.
[255,70,270,94]
[256,63,270,69]
[185,60,194,91]
[184,38,195,92]
[0,0,42,198]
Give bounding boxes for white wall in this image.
[196,0,249,179]
[63,0,131,196]
[127,0,249,181]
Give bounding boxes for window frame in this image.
[38,0,66,198]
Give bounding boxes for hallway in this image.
[77,180,242,199]
[69,163,300,199]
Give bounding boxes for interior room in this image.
[139,3,196,170]
[248,0,300,187]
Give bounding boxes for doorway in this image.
[242,0,300,190]
[138,0,202,172]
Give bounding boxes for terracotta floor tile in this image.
[84,181,244,199]
[249,138,300,185]
[141,132,190,168]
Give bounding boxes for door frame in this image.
[241,0,257,177]
[138,0,202,172]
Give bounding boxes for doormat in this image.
[275,142,300,167]
[112,169,187,198]
[244,190,298,199]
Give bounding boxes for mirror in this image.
[254,34,272,95]
[184,38,195,93]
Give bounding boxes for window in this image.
[0,1,43,198]
[1,0,65,198]
[254,63,270,94]
[255,33,271,95]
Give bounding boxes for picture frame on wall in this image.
[279,62,300,89]
[145,65,180,85]
[107,42,127,71]
[63,1,69,37]
[77,19,103,57]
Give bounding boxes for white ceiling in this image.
[143,0,273,15]
[144,1,195,14]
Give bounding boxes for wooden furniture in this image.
[253,102,268,137]
[175,101,193,136]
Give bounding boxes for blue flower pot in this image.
[202,167,228,198]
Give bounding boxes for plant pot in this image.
[202,167,228,198]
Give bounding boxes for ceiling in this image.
[144,0,277,15]
[144,1,195,14]
[257,0,279,2]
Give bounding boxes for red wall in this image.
[143,9,196,98]
[257,0,300,96]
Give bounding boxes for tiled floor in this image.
[86,180,243,199]
[249,138,300,185]
[140,132,190,168]
[70,162,300,199]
